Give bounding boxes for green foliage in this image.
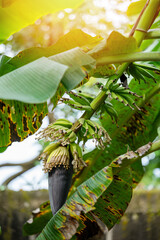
[1,0,160,239]
[23,201,52,235]
[0,99,47,149]
[0,30,99,148]
[24,141,156,238]
[127,0,146,16]
[0,48,95,103]
[0,0,18,7]
[89,31,139,59]
[0,57,68,103]
[1,29,100,76]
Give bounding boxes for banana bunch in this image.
[43,145,70,173]
[37,118,77,145]
[40,141,86,173]
[78,118,111,149]
[128,63,158,84]
[69,142,87,172]
[60,90,94,111]
[100,101,118,123]
[95,79,142,111]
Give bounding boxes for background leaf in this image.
[1,29,101,76]
[127,0,146,16]
[0,0,18,7]
[89,31,139,60]
[0,48,95,103]
[0,0,84,42]
[0,30,100,148]
[23,201,52,236]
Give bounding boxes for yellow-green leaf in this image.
[127,0,146,16]
[0,0,18,7]
[89,31,139,60]
[0,0,84,42]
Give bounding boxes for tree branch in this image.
[0,156,40,187]
[110,140,160,169]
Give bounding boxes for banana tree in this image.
[0,0,160,239]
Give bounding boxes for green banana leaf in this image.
[0,48,95,103]
[0,0,84,42]
[0,30,100,149]
[1,29,101,76]
[0,57,68,103]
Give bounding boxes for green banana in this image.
[115,87,142,98]
[52,119,72,128]
[88,125,96,138]
[61,98,91,111]
[136,66,156,82]
[83,121,89,136]
[44,146,70,172]
[70,143,86,172]
[104,104,118,122]
[119,93,137,110]
[43,142,61,154]
[94,82,108,91]
[129,65,147,83]
[78,91,95,103]
[133,63,160,73]
[111,91,119,100]
[110,83,122,91]
[78,118,85,125]
[67,131,77,143]
[86,119,98,133]
[68,91,90,106]
[49,124,68,131]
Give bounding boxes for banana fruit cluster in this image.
[78,118,111,149]
[95,79,142,111]
[37,118,76,145]
[128,63,158,84]
[70,142,87,172]
[60,90,94,111]
[40,141,86,173]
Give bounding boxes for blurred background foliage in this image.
[0,0,132,54]
[0,0,160,191]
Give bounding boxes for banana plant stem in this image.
[133,0,160,47]
[145,29,160,39]
[96,52,160,66]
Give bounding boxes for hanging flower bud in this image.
[43,146,70,173]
